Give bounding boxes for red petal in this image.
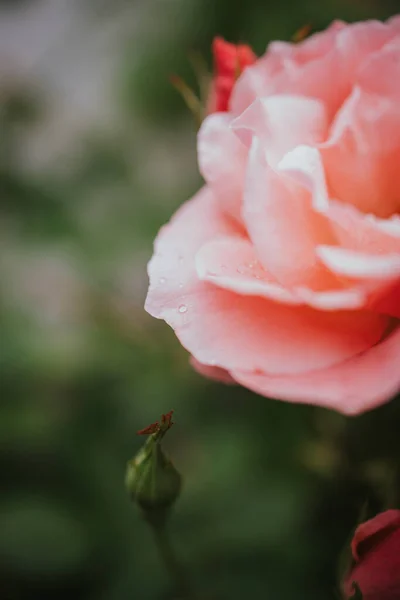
[351,510,400,561]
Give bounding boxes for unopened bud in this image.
[125,411,182,524]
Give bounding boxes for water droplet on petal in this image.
[178,304,187,314]
[178,282,184,288]
[159,277,166,284]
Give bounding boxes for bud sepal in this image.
[125,411,182,525]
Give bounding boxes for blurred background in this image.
[1,1,400,599]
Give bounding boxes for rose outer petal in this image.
[190,356,235,384]
[195,235,367,311]
[344,510,400,600]
[146,187,388,377]
[195,236,300,304]
[351,510,400,562]
[231,325,400,415]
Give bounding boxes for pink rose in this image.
[146,18,400,415]
[343,510,400,600]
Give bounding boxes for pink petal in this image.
[292,286,366,311]
[325,201,400,254]
[317,246,400,279]
[195,236,300,304]
[230,95,328,166]
[317,245,400,317]
[146,187,387,376]
[232,20,394,121]
[351,510,400,561]
[231,21,348,118]
[232,325,400,415]
[321,203,400,315]
[198,113,247,221]
[190,356,235,384]
[331,19,395,80]
[388,15,400,33]
[230,44,287,115]
[145,186,242,318]
[278,145,329,211]
[357,37,400,99]
[162,287,387,376]
[320,86,400,217]
[196,236,368,310]
[243,138,337,289]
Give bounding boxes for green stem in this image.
[151,522,197,600]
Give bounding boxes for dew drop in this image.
[178,304,188,314]
[159,277,166,284]
[178,282,184,289]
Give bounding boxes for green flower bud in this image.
[125,411,182,524]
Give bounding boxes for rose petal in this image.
[317,246,400,279]
[198,113,247,221]
[292,286,366,311]
[195,236,300,304]
[357,37,400,99]
[388,15,400,32]
[145,186,242,317]
[344,508,400,600]
[351,510,400,562]
[278,145,329,211]
[243,138,337,289]
[321,203,400,314]
[231,20,348,118]
[372,280,400,319]
[190,356,235,384]
[196,236,368,310]
[146,187,387,377]
[163,288,387,376]
[320,86,400,217]
[232,326,400,415]
[231,20,395,120]
[325,201,400,254]
[230,95,328,165]
[317,246,400,317]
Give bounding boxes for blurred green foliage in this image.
[1,1,399,599]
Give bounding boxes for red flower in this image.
[343,510,400,600]
[208,37,256,113]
